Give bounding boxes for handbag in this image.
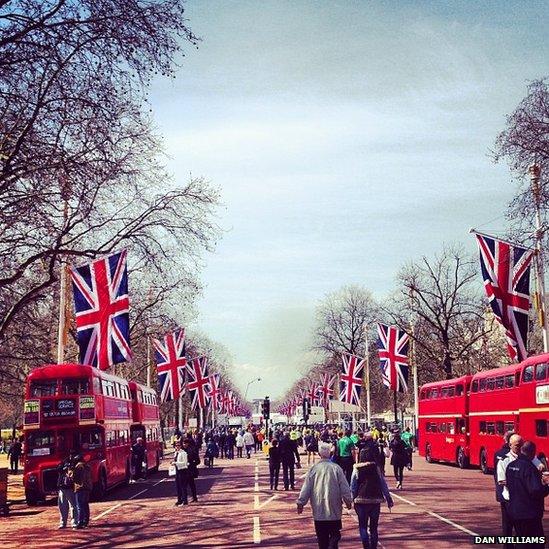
[168,465,177,477]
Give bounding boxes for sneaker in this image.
[396,482,401,490]
[175,501,182,506]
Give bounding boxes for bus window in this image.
[535,363,547,381]
[420,389,426,400]
[26,431,55,456]
[457,418,466,433]
[30,380,58,397]
[456,384,464,396]
[448,422,455,434]
[106,430,116,447]
[487,422,495,435]
[440,387,448,398]
[61,378,89,395]
[447,387,455,397]
[496,421,504,435]
[78,428,102,450]
[536,420,548,437]
[505,375,514,388]
[479,421,486,434]
[522,366,534,383]
[439,423,447,433]
[495,377,504,390]
[479,379,487,392]
[472,380,479,392]
[486,378,495,391]
[504,421,514,433]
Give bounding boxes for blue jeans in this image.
[75,490,90,526]
[355,503,381,549]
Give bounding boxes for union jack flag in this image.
[377,323,409,392]
[207,373,223,412]
[318,373,336,408]
[152,329,187,403]
[339,354,365,406]
[70,250,131,370]
[307,383,319,406]
[475,233,534,362]
[187,356,210,410]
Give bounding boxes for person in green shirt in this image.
[337,430,355,484]
[401,427,415,470]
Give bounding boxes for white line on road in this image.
[258,494,278,510]
[153,478,166,487]
[253,516,261,544]
[254,481,259,492]
[94,502,123,520]
[128,488,149,500]
[254,495,260,510]
[390,492,478,537]
[427,511,479,537]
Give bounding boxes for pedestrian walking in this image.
[389,432,408,490]
[130,437,146,482]
[280,432,301,490]
[494,431,515,548]
[7,438,22,474]
[243,429,255,459]
[296,442,353,549]
[351,447,394,549]
[506,441,549,547]
[183,438,200,502]
[236,431,244,458]
[173,440,190,506]
[219,430,227,459]
[337,429,356,484]
[269,439,281,490]
[204,438,218,467]
[56,453,76,529]
[305,431,319,466]
[72,454,92,529]
[226,430,236,459]
[400,427,414,470]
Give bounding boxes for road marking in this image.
[254,481,259,492]
[254,495,260,509]
[390,492,478,536]
[427,511,479,536]
[128,488,149,500]
[390,492,417,506]
[253,516,261,544]
[258,494,278,509]
[153,478,166,487]
[94,502,123,520]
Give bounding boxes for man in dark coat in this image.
[131,437,146,482]
[279,433,301,490]
[183,438,200,502]
[8,438,22,473]
[506,441,549,547]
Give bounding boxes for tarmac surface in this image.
[1,449,548,548]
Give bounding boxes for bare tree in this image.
[389,245,502,380]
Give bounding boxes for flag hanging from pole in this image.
[152,329,187,403]
[339,354,365,406]
[187,356,210,410]
[318,373,336,408]
[475,233,534,362]
[70,250,131,370]
[207,373,223,412]
[377,323,409,393]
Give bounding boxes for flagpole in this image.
[146,334,151,388]
[409,289,419,435]
[530,164,549,353]
[393,388,398,424]
[56,184,70,365]
[364,329,371,428]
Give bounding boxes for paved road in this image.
[2,450,548,548]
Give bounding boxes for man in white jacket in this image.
[296,442,353,549]
[172,441,189,506]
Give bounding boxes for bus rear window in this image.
[496,377,504,390]
[472,380,478,392]
[522,366,534,382]
[456,384,463,396]
[30,381,58,397]
[505,375,514,388]
[535,363,547,381]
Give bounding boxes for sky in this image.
[149,1,549,401]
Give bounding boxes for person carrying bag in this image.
[172,441,189,506]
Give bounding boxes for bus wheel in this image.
[93,470,107,500]
[25,490,39,506]
[425,444,433,463]
[480,449,489,474]
[457,447,469,469]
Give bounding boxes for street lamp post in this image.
[244,377,261,402]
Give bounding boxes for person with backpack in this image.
[351,447,394,549]
[56,452,76,529]
[72,454,92,529]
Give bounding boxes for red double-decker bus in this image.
[418,352,549,472]
[129,381,162,472]
[22,363,161,504]
[418,375,472,468]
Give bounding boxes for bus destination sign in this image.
[24,399,40,427]
[79,396,96,423]
[42,398,77,419]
